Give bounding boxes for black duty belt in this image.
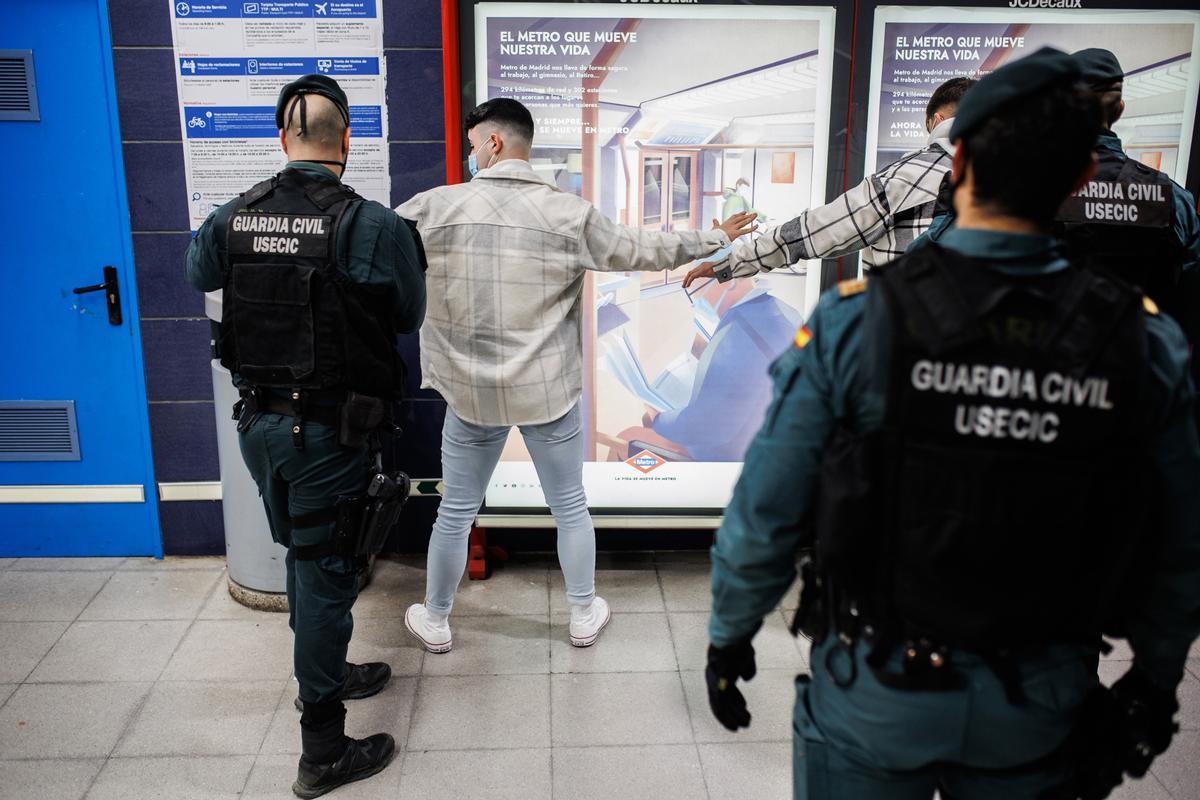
[247,392,340,429]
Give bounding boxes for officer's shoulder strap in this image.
[241,175,278,207]
[1046,268,1139,370]
[836,277,868,299]
[878,246,983,355]
[305,179,363,211]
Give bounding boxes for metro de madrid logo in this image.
[1008,0,1082,7]
[625,449,667,475]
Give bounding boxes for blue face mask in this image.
[468,153,479,177]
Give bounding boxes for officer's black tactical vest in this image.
[1055,149,1182,313]
[219,169,403,398]
[816,245,1151,653]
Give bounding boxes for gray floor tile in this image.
[0,682,150,758]
[1151,730,1200,798]
[700,741,792,800]
[29,620,190,683]
[346,616,425,678]
[421,615,550,676]
[658,565,712,612]
[595,551,657,569]
[197,578,285,621]
[1108,774,1174,800]
[682,669,798,743]
[654,551,712,566]
[0,559,14,571]
[0,685,14,708]
[397,748,552,800]
[408,674,550,750]
[551,744,707,800]
[10,558,125,572]
[243,753,400,799]
[452,566,550,617]
[0,572,110,622]
[668,609,805,672]
[0,758,102,800]
[1189,659,1200,681]
[352,560,427,619]
[260,677,417,755]
[119,556,226,571]
[115,680,283,757]
[0,621,69,682]
[550,612,677,674]
[550,568,665,614]
[79,570,221,621]
[161,619,293,682]
[551,672,692,747]
[86,755,254,800]
[1191,638,1200,660]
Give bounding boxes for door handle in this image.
[72,266,122,326]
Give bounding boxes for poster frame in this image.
[439,0,858,519]
[853,0,1200,200]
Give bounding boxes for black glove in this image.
[1039,667,1179,800]
[706,639,756,732]
[1110,667,1179,777]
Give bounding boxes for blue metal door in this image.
[0,0,162,556]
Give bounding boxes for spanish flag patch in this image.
[794,325,813,349]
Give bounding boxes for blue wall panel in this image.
[134,233,204,318]
[157,501,226,556]
[114,49,180,141]
[386,49,445,142]
[122,143,188,231]
[109,0,172,46]
[383,0,442,48]
[141,320,214,402]
[390,142,447,206]
[148,403,220,482]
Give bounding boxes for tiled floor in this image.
[0,554,1194,799]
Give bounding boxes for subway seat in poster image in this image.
[870,10,1200,181]
[481,8,834,507]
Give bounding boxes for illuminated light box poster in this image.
[169,0,390,231]
[866,6,1200,183]
[474,3,837,510]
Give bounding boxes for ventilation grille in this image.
[0,402,80,462]
[0,51,39,122]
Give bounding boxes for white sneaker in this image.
[569,596,611,647]
[404,604,452,654]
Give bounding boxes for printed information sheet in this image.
[169,1,388,230]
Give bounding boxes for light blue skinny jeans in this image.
[425,402,596,615]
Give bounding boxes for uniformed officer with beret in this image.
[186,74,426,798]
[706,48,1200,799]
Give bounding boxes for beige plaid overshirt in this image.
[396,159,729,427]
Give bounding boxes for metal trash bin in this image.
[206,291,288,607]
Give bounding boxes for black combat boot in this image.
[294,661,392,711]
[294,699,396,799]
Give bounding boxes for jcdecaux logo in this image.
[1008,0,1082,7]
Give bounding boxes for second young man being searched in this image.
[396,98,758,653]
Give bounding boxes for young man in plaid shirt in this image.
[683,77,975,288]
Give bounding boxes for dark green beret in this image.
[950,47,1082,142]
[1072,48,1124,86]
[275,74,350,130]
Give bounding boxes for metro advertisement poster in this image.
[867,7,1200,182]
[473,3,837,510]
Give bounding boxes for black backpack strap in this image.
[881,247,984,356]
[1044,269,1136,373]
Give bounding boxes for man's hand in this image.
[706,639,756,732]
[716,211,757,242]
[683,262,716,290]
